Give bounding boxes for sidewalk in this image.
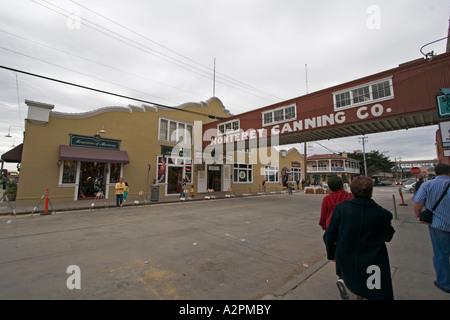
[0,188,274,215]
[262,195,450,300]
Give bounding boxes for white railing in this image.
[307,167,360,174]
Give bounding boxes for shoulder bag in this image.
[419,182,450,223]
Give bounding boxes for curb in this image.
[261,257,330,300]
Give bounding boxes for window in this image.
[352,86,370,104]
[109,163,121,183]
[335,92,351,108]
[159,119,168,141]
[262,103,297,126]
[169,121,177,142]
[61,160,77,184]
[264,165,279,182]
[285,105,296,120]
[218,120,240,135]
[274,109,284,122]
[333,77,393,110]
[233,163,253,183]
[263,113,273,125]
[291,167,302,182]
[159,118,193,144]
[372,80,391,100]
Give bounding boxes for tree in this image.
[346,150,395,177]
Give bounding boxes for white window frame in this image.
[218,119,240,135]
[332,77,394,111]
[233,163,253,183]
[159,118,193,143]
[262,103,297,127]
[264,165,279,183]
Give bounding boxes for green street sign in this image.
[436,93,450,118]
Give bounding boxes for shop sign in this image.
[439,121,450,147]
[436,90,450,118]
[70,134,120,150]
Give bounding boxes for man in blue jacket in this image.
[413,163,450,293]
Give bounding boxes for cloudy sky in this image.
[1,0,448,170]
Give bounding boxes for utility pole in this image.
[305,64,309,94]
[359,135,368,176]
[213,58,216,97]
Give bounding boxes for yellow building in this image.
[16,98,306,204]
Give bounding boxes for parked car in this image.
[403,182,416,193]
[374,180,391,186]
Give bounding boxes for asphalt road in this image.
[0,192,330,300]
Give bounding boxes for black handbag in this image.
[419,182,450,223]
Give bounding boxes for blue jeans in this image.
[429,226,450,290]
[116,194,123,207]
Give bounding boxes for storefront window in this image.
[264,165,279,183]
[233,163,253,183]
[157,156,166,183]
[109,163,121,183]
[185,165,192,183]
[62,160,77,184]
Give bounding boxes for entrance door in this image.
[208,165,222,191]
[79,162,106,199]
[167,166,183,194]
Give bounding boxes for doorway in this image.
[208,165,222,191]
[79,162,106,199]
[167,166,183,194]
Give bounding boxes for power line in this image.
[0,65,226,120]
[32,0,283,104]
[68,0,284,101]
[0,29,205,99]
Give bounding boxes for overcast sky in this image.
[1,0,449,170]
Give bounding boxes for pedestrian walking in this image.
[123,182,129,202]
[319,176,353,230]
[319,176,354,299]
[180,178,186,198]
[324,175,395,300]
[287,180,293,195]
[412,163,450,294]
[115,177,125,207]
[415,177,424,193]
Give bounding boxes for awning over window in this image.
[59,145,129,164]
[1,143,23,162]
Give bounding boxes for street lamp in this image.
[5,125,22,138]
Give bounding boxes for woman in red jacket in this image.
[319,176,353,230]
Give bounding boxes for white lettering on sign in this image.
[192,104,392,166]
[208,104,391,146]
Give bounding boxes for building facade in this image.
[16,98,306,204]
[305,153,361,185]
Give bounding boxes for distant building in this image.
[393,159,438,179]
[305,153,360,185]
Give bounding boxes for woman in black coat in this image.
[324,175,395,300]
